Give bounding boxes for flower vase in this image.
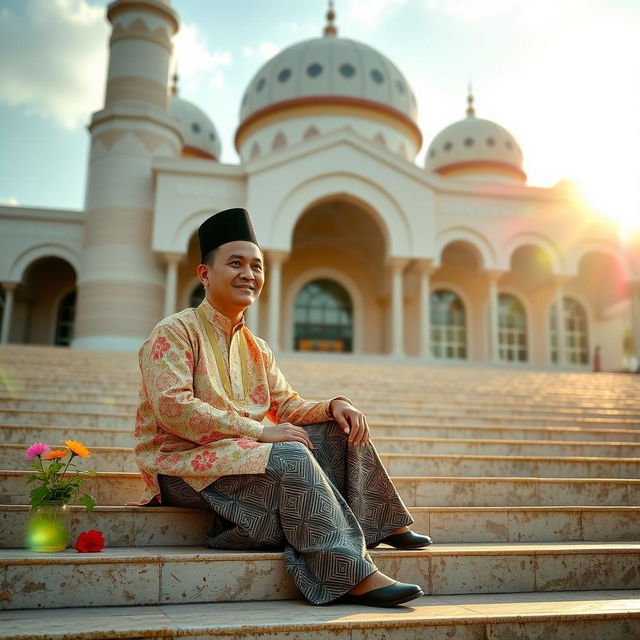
[26,501,70,552]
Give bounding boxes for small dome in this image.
[425,92,525,183]
[239,36,418,126]
[169,94,221,160]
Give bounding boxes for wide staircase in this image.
[1,344,639,639]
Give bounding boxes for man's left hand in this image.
[330,399,370,446]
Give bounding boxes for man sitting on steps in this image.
[133,207,432,607]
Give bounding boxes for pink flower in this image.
[25,443,50,459]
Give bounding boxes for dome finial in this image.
[466,81,475,117]
[323,0,338,37]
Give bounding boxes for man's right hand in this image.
[258,423,314,449]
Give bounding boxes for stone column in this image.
[1,282,17,344]
[416,260,434,359]
[554,277,567,366]
[245,295,260,335]
[486,270,502,363]
[163,253,182,317]
[267,251,288,351]
[389,258,408,357]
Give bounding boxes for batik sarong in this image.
[159,421,413,604]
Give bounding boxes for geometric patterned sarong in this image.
[159,421,414,604]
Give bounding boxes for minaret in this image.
[73,0,182,350]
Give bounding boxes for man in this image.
[134,208,432,607]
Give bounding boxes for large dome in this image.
[425,94,525,183]
[169,93,221,161]
[239,36,418,125]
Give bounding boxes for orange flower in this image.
[43,450,67,460]
[65,440,90,458]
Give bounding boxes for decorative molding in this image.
[236,96,422,151]
[105,76,168,109]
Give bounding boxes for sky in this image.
[1,0,639,233]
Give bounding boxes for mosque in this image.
[0,0,638,372]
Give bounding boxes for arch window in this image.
[549,297,589,365]
[190,284,205,308]
[498,294,527,362]
[303,125,320,141]
[54,291,76,347]
[294,279,353,352]
[430,289,467,359]
[272,131,287,150]
[373,132,387,148]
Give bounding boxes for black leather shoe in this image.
[335,581,424,607]
[380,531,433,549]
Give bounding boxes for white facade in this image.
[1,0,639,372]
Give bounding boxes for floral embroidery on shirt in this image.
[237,439,262,450]
[250,384,269,405]
[151,337,170,360]
[191,450,218,472]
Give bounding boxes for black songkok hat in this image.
[198,208,258,263]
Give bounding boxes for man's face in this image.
[201,241,264,316]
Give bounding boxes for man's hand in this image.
[330,399,370,446]
[258,423,314,449]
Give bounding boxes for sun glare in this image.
[573,179,640,240]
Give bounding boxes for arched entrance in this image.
[283,197,388,354]
[294,279,353,352]
[10,257,77,345]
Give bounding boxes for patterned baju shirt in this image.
[134,298,343,504]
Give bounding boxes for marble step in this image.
[2,471,639,507]
[5,372,640,398]
[2,504,639,548]
[2,444,638,476]
[1,591,639,640]
[2,407,637,430]
[2,542,639,610]
[377,452,640,478]
[3,440,639,474]
[4,386,640,413]
[4,422,640,449]
[3,394,639,420]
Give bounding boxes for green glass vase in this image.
[26,501,70,552]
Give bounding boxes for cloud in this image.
[172,23,232,93]
[347,0,407,29]
[0,0,108,129]
[0,197,20,206]
[241,42,281,62]
[423,0,584,24]
[257,42,281,61]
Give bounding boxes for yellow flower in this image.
[65,440,90,458]
[43,450,67,460]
